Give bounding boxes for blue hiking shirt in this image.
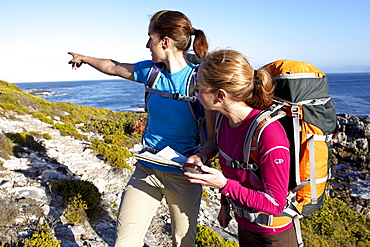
[134,60,198,172]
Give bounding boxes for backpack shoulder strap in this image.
[145,63,165,111]
[186,65,199,119]
[245,104,286,163]
[187,66,207,145]
[215,105,285,171]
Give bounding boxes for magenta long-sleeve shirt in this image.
[218,109,292,235]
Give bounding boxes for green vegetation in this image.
[32,112,54,124]
[52,179,102,222]
[301,195,370,246]
[196,225,238,247]
[89,139,134,172]
[5,132,46,154]
[52,123,87,140]
[22,224,61,247]
[0,131,52,162]
[0,134,13,160]
[64,194,89,225]
[42,132,52,140]
[0,79,145,170]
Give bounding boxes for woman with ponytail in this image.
[68,10,212,247]
[185,49,298,246]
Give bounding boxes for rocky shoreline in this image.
[0,111,369,246]
[329,114,370,219]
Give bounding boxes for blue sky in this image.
[1,0,369,83]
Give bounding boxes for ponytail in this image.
[192,29,209,60]
[248,69,274,109]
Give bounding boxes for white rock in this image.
[40,169,68,182]
[11,186,48,203]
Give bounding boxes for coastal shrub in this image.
[0,80,29,114]
[195,225,238,247]
[202,188,210,199]
[42,133,52,140]
[0,80,21,91]
[6,132,46,154]
[32,112,54,125]
[64,194,88,225]
[27,131,52,141]
[301,195,370,246]
[89,139,134,173]
[0,102,28,115]
[83,117,143,146]
[0,80,53,113]
[21,223,61,247]
[55,101,134,125]
[52,179,101,220]
[85,118,133,135]
[0,134,13,160]
[52,123,87,140]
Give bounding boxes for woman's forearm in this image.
[69,52,135,80]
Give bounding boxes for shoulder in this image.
[259,120,289,148]
[134,60,156,83]
[135,60,155,71]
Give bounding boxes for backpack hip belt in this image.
[226,196,299,229]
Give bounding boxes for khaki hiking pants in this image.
[115,161,202,247]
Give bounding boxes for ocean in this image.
[15,72,370,116]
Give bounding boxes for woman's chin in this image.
[151,58,161,63]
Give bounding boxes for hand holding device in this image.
[183,163,205,174]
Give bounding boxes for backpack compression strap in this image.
[273,97,333,202]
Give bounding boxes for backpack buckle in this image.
[173,93,183,100]
[246,163,258,171]
[173,93,197,102]
[230,160,244,169]
[291,105,300,118]
[230,160,258,171]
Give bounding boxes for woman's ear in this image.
[217,89,228,102]
[162,36,170,49]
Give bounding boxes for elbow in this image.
[271,205,285,216]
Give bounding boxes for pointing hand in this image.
[68,52,85,70]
